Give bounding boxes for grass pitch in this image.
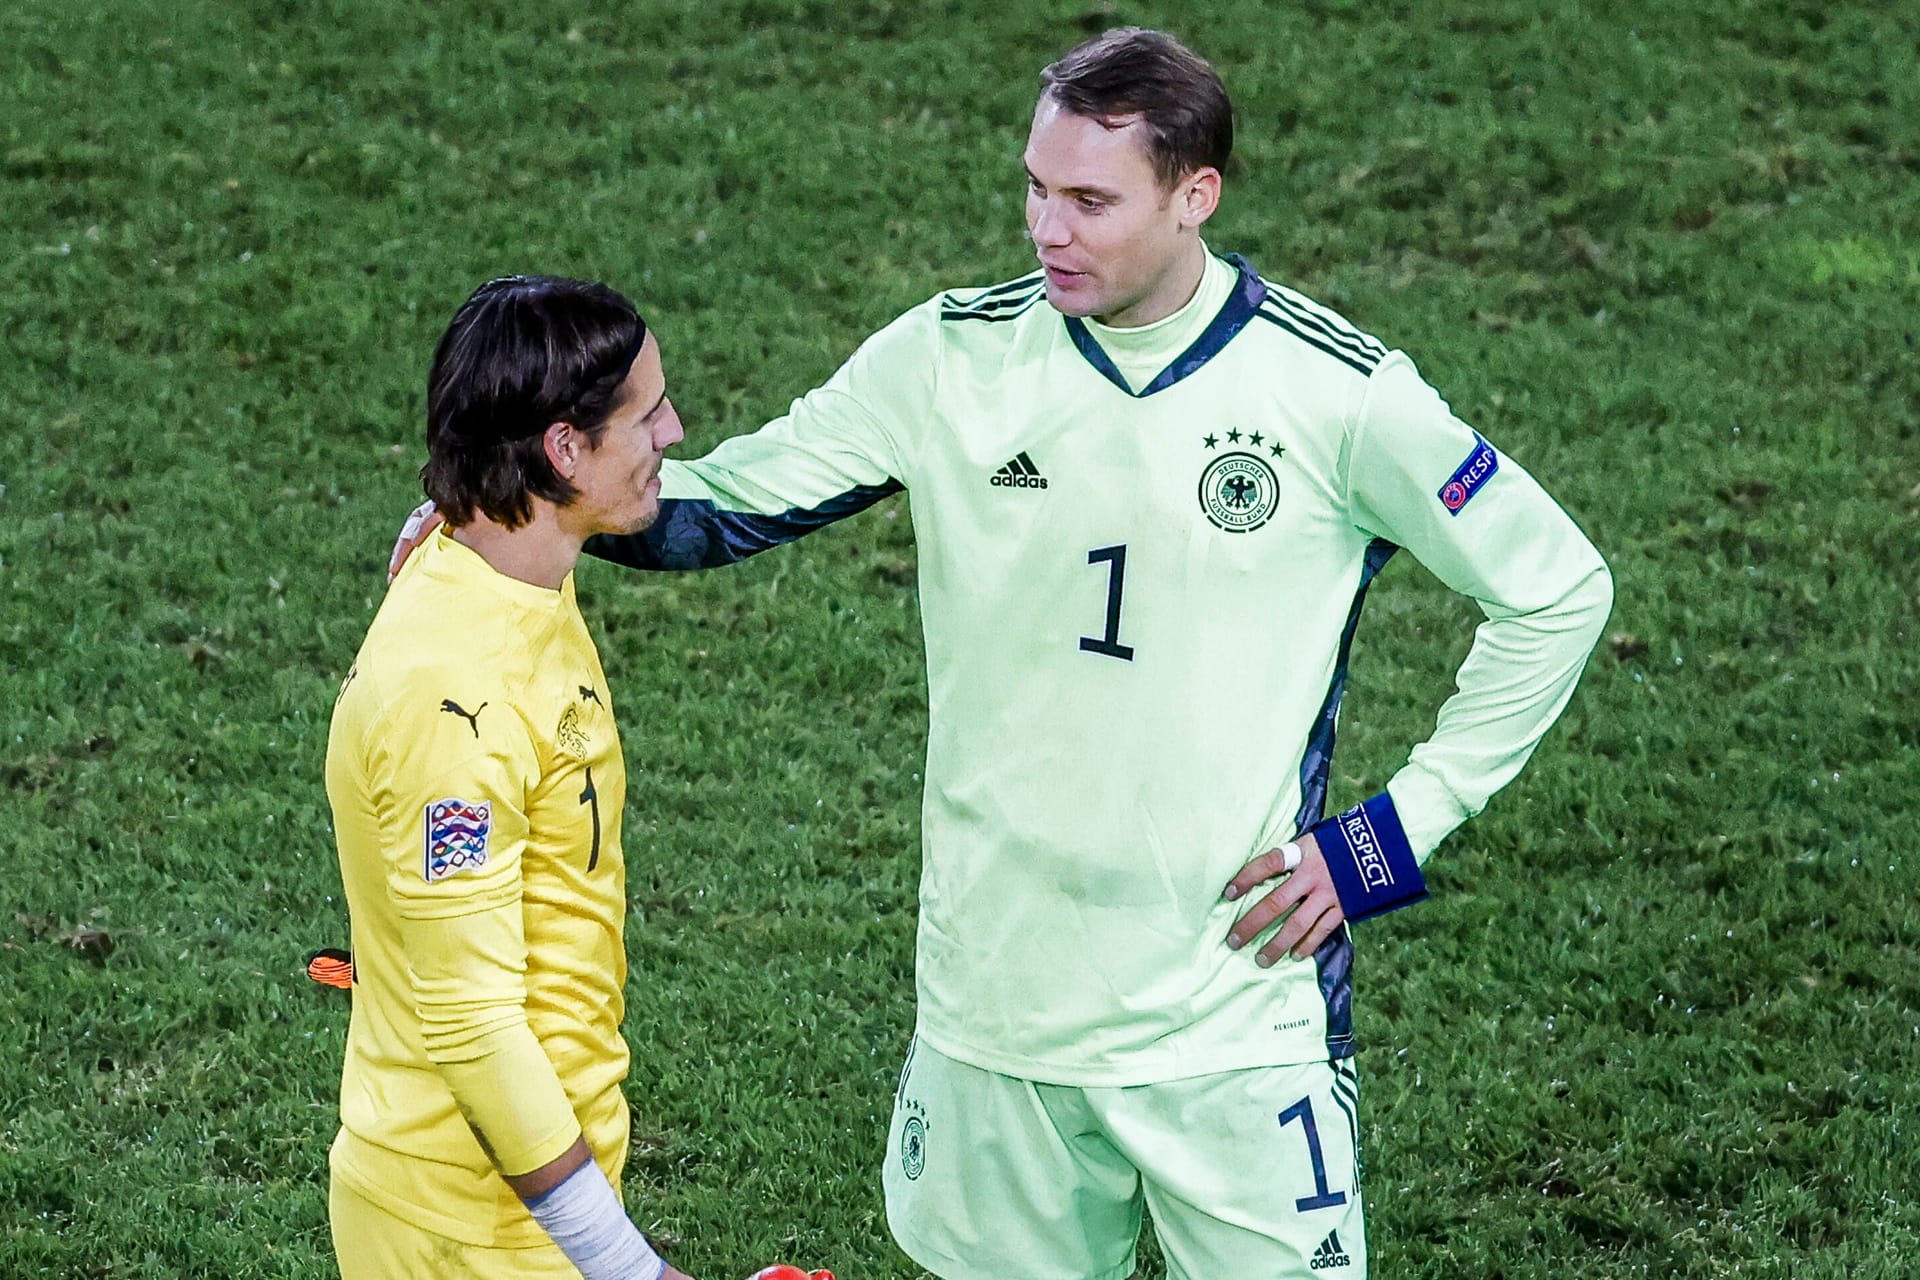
[2,1,1917,1276]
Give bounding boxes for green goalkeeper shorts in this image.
[883,1037,1367,1280]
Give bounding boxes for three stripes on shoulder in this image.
[1255,285,1386,376]
[941,273,1045,323]
[939,267,1389,378]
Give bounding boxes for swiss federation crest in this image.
[1198,449,1281,533]
[557,702,589,757]
[424,798,492,883]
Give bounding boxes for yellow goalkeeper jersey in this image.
[325,527,629,1247]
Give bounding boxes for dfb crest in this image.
[1198,449,1281,533]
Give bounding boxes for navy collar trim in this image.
[1062,254,1266,398]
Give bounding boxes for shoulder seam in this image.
[1338,350,1413,519]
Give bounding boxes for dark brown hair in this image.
[1039,27,1233,189]
[421,275,645,529]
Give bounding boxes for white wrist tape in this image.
[524,1160,665,1280]
[1279,841,1304,874]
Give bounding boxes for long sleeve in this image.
[376,704,582,1176]
[1342,353,1614,862]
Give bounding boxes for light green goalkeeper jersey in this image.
[592,250,1612,1085]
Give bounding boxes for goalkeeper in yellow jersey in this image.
[324,275,696,1279]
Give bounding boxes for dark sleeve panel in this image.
[585,481,906,572]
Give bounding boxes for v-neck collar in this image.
[1062,254,1266,398]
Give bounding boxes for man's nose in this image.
[658,403,685,449]
[1029,197,1070,248]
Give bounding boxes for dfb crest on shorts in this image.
[423,798,492,883]
[899,1097,929,1181]
[1198,444,1281,533]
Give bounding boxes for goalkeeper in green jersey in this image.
[392,26,1611,1280]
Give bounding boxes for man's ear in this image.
[1179,166,1222,230]
[542,421,578,479]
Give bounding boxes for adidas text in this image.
[990,452,1049,490]
[1310,1231,1352,1270]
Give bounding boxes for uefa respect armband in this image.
[1308,794,1428,921]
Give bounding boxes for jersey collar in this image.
[1062,255,1266,399]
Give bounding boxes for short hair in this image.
[421,275,646,530]
[1038,27,1233,189]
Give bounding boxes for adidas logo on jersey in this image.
[990,452,1049,490]
[1310,1230,1352,1270]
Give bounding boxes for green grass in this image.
[3,0,1917,1276]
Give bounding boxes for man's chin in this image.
[1036,274,1098,314]
[608,503,661,538]
[1042,278,1102,318]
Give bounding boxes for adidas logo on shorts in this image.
[989,452,1049,490]
[1310,1230,1352,1270]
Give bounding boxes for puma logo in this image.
[439,699,488,737]
[579,685,602,706]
